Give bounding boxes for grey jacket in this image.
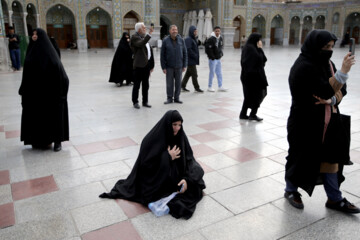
[160,35,187,69]
[131,32,151,69]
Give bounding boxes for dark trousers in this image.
[10,48,21,70]
[132,65,150,104]
[181,65,200,90]
[166,68,182,101]
[240,104,258,117]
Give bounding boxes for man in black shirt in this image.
[6,27,21,71]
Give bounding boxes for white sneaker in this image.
[207,88,215,92]
[218,87,228,92]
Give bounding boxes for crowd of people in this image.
[7,22,359,219]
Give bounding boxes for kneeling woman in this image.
[99,110,206,219]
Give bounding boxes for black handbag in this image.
[322,113,351,165]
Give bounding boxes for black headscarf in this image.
[301,30,337,59]
[100,110,205,219]
[245,32,262,47]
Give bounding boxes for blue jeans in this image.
[285,173,343,202]
[10,48,21,70]
[208,59,223,88]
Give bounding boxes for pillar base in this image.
[113,39,120,49]
[77,39,88,53]
[0,38,11,72]
[283,38,289,46]
[222,27,236,48]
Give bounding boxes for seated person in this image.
[99,110,206,219]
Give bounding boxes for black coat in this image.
[185,26,199,66]
[19,28,69,145]
[286,30,347,196]
[240,33,268,109]
[205,34,223,60]
[109,32,133,84]
[100,110,205,219]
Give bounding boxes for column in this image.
[144,0,160,47]
[112,0,122,48]
[22,12,28,36]
[245,0,253,37]
[35,14,40,28]
[298,21,303,46]
[8,10,13,27]
[75,0,87,52]
[283,14,290,46]
[0,5,11,71]
[222,0,235,48]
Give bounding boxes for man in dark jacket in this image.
[205,26,227,92]
[161,25,187,104]
[131,22,155,109]
[6,27,21,71]
[181,26,203,93]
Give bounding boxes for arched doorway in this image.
[26,3,37,35]
[160,15,171,39]
[344,12,360,43]
[332,12,340,37]
[11,1,26,35]
[1,0,10,33]
[123,11,140,36]
[46,5,76,49]
[252,14,266,40]
[86,7,112,48]
[289,16,300,45]
[270,14,284,45]
[233,16,241,48]
[301,16,312,44]
[315,15,325,29]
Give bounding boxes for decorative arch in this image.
[344,12,360,43]
[46,4,76,48]
[315,15,325,29]
[11,1,26,35]
[270,14,284,45]
[123,11,141,36]
[84,5,112,19]
[233,15,246,48]
[301,15,313,44]
[86,7,113,48]
[160,15,171,39]
[1,0,10,34]
[289,16,300,45]
[252,14,266,40]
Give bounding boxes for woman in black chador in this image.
[108,32,133,86]
[19,28,69,152]
[240,32,268,121]
[284,30,359,214]
[100,110,206,219]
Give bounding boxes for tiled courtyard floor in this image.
[0,46,360,240]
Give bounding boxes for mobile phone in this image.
[349,38,355,56]
[178,184,184,192]
[151,23,154,28]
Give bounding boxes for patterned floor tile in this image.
[75,142,110,155]
[223,147,262,162]
[104,137,138,150]
[191,144,218,158]
[0,170,10,185]
[0,202,15,228]
[11,175,59,201]
[189,132,222,143]
[5,130,21,139]
[81,221,142,240]
[116,199,150,219]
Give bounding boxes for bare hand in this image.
[341,52,355,74]
[313,95,331,105]
[168,145,181,160]
[150,68,154,73]
[149,27,154,35]
[163,69,167,74]
[257,40,263,48]
[182,68,186,72]
[177,179,187,193]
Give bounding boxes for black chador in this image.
[240,33,268,120]
[19,28,69,148]
[100,110,206,219]
[109,32,133,86]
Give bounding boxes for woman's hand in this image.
[341,52,355,74]
[313,95,331,105]
[177,179,188,193]
[168,145,181,160]
[257,40,263,48]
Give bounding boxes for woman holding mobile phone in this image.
[284,30,359,214]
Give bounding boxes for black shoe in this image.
[174,100,183,104]
[182,87,190,92]
[239,115,249,120]
[142,103,152,108]
[164,100,173,104]
[195,88,204,93]
[133,103,140,109]
[284,191,304,209]
[54,142,62,152]
[249,115,263,121]
[326,198,360,214]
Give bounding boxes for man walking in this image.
[6,27,21,71]
[205,26,227,92]
[161,25,187,104]
[131,22,154,109]
[181,25,203,93]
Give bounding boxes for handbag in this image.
[322,112,351,165]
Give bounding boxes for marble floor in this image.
[1,46,360,240]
